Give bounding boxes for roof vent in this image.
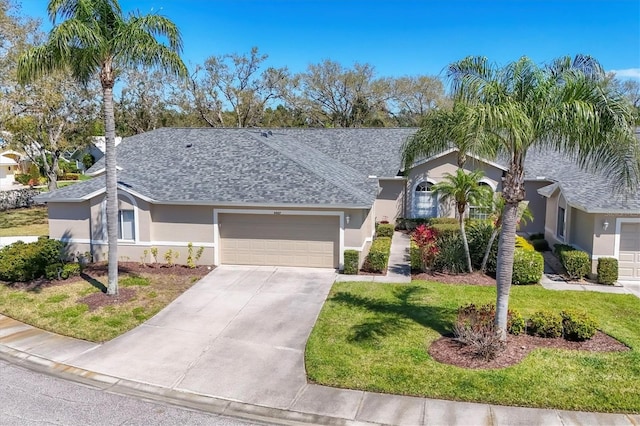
[185,143,193,148]
[267,130,273,135]
[261,132,268,137]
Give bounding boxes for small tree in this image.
[431,169,492,273]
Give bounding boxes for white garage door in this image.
[619,222,640,280]
[219,214,339,268]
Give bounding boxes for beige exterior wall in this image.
[405,152,503,218]
[521,181,549,234]
[544,191,568,248]
[150,204,213,243]
[374,178,405,223]
[48,201,91,240]
[570,208,594,254]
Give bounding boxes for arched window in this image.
[413,181,437,218]
[469,182,493,220]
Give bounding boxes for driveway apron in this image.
[65,265,336,409]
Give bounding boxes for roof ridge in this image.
[245,131,374,203]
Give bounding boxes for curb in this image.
[0,343,377,426]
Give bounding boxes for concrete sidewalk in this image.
[336,231,411,283]
[1,313,637,426]
[0,235,39,247]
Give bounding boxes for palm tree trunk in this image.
[495,201,519,340]
[481,228,498,273]
[459,214,473,273]
[103,86,119,295]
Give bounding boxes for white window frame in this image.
[468,180,495,220]
[557,206,566,239]
[412,179,438,218]
[100,190,139,243]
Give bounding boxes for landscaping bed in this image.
[306,280,640,412]
[0,262,212,342]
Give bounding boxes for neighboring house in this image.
[35,128,640,281]
[0,150,20,190]
[65,136,123,171]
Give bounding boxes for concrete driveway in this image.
[67,265,336,409]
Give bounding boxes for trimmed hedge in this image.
[597,257,618,285]
[0,237,64,282]
[343,250,359,275]
[560,250,591,280]
[515,235,535,252]
[528,311,563,338]
[512,248,544,285]
[428,217,458,225]
[430,223,459,239]
[561,309,598,341]
[376,223,395,238]
[363,237,392,273]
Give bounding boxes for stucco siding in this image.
[406,152,503,219]
[151,205,213,244]
[374,178,405,223]
[521,181,549,234]
[570,208,594,254]
[48,201,91,240]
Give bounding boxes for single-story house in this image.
[0,151,20,190]
[35,128,640,281]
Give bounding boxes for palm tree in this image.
[402,102,494,169]
[446,55,639,340]
[431,169,492,273]
[17,0,187,295]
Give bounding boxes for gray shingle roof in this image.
[42,128,408,207]
[40,127,639,214]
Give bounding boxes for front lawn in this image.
[0,269,204,342]
[306,281,640,413]
[0,206,48,237]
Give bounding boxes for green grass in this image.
[0,271,201,342]
[0,206,48,237]
[306,281,640,413]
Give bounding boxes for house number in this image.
[273,211,282,215]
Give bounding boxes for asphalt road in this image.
[0,358,266,426]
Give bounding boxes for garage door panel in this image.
[619,222,640,280]
[220,214,339,268]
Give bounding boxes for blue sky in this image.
[19,0,640,80]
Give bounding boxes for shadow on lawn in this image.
[330,285,454,344]
[80,273,107,293]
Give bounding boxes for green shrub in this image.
[343,250,359,275]
[597,257,618,285]
[560,250,591,280]
[0,238,64,282]
[363,237,391,273]
[15,173,31,185]
[528,311,563,338]
[61,173,79,181]
[428,217,458,225]
[466,221,497,271]
[515,235,535,251]
[410,240,422,272]
[45,263,63,280]
[561,309,598,341]
[430,223,459,239]
[61,263,81,279]
[554,243,575,256]
[529,233,545,241]
[512,248,544,285]
[376,223,395,238]
[508,310,526,336]
[432,232,466,273]
[531,239,550,252]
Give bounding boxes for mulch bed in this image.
[81,261,213,277]
[429,332,630,370]
[78,287,138,311]
[413,271,496,286]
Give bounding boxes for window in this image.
[118,210,135,240]
[414,181,437,218]
[557,207,565,238]
[469,182,492,220]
